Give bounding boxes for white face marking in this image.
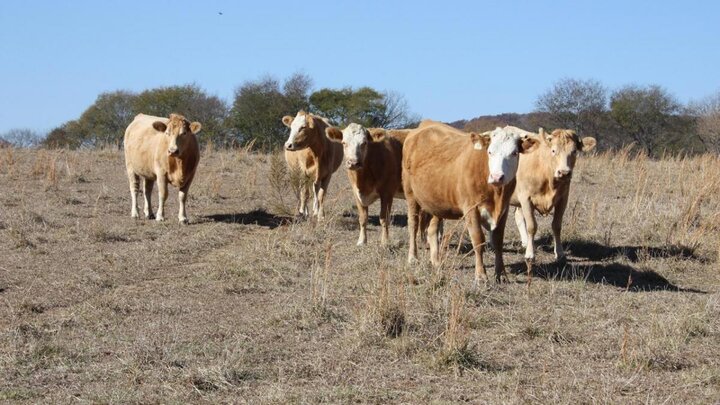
[341,123,368,169]
[285,113,307,150]
[486,127,521,185]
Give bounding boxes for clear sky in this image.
[1,0,718,134]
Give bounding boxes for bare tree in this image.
[689,90,720,153]
[377,91,421,129]
[535,78,608,135]
[1,128,42,148]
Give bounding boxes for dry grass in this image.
[0,148,718,403]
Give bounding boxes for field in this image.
[0,146,719,403]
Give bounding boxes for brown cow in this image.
[511,128,597,261]
[326,123,407,245]
[124,113,201,224]
[403,124,539,284]
[282,111,344,220]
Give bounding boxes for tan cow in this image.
[124,113,201,224]
[403,123,539,284]
[326,123,407,245]
[282,111,344,219]
[511,128,597,261]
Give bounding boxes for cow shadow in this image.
[341,212,409,227]
[508,260,705,293]
[203,209,293,229]
[525,236,701,263]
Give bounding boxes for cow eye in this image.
[512,151,519,156]
[551,149,556,155]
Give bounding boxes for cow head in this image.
[539,128,597,180]
[326,123,369,170]
[473,126,539,186]
[152,114,202,157]
[282,111,318,151]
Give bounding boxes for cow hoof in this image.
[146,214,155,220]
[356,240,366,246]
[155,216,165,222]
[131,213,139,219]
[179,218,189,225]
[555,254,567,264]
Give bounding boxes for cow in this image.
[124,113,201,224]
[282,111,344,220]
[325,123,407,245]
[511,128,597,262]
[403,123,539,284]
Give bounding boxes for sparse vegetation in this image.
[0,147,718,403]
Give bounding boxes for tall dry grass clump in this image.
[268,151,312,216]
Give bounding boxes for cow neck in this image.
[305,124,327,158]
[360,141,386,182]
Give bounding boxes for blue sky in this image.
[1,0,718,134]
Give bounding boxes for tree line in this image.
[457,78,720,155]
[2,75,719,155]
[1,73,418,151]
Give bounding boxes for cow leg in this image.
[521,201,537,261]
[491,210,510,283]
[178,185,189,224]
[379,196,392,246]
[355,196,368,246]
[552,197,568,261]
[315,176,331,220]
[406,197,420,264]
[428,216,442,266]
[142,178,155,219]
[465,209,487,285]
[128,171,140,218]
[156,176,168,222]
[298,181,309,217]
[514,206,528,247]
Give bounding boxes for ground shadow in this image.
[203,209,293,229]
[341,212,409,227]
[531,236,701,263]
[508,260,706,293]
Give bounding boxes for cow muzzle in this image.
[346,160,362,170]
[488,173,505,185]
[554,169,571,179]
[168,148,179,156]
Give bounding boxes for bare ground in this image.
[0,146,718,404]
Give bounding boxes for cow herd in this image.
[123,110,596,285]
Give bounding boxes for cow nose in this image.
[346,160,361,169]
[168,148,178,156]
[556,169,571,178]
[285,143,294,151]
[489,173,504,184]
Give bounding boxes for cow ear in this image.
[306,115,316,129]
[519,137,540,154]
[470,132,490,150]
[539,127,552,144]
[153,121,167,132]
[189,122,202,134]
[282,115,294,128]
[580,136,597,152]
[325,127,343,142]
[368,128,386,142]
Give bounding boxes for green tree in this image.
[310,87,418,129]
[227,73,312,149]
[75,90,136,148]
[133,84,229,145]
[42,121,85,149]
[610,85,689,154]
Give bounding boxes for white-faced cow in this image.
[511,128,597,261]
[282,111,343,220]
[326,123,407,245]
[403,123,539,284]
[124,113,201,224]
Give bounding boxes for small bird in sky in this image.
[218,11,223,15]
